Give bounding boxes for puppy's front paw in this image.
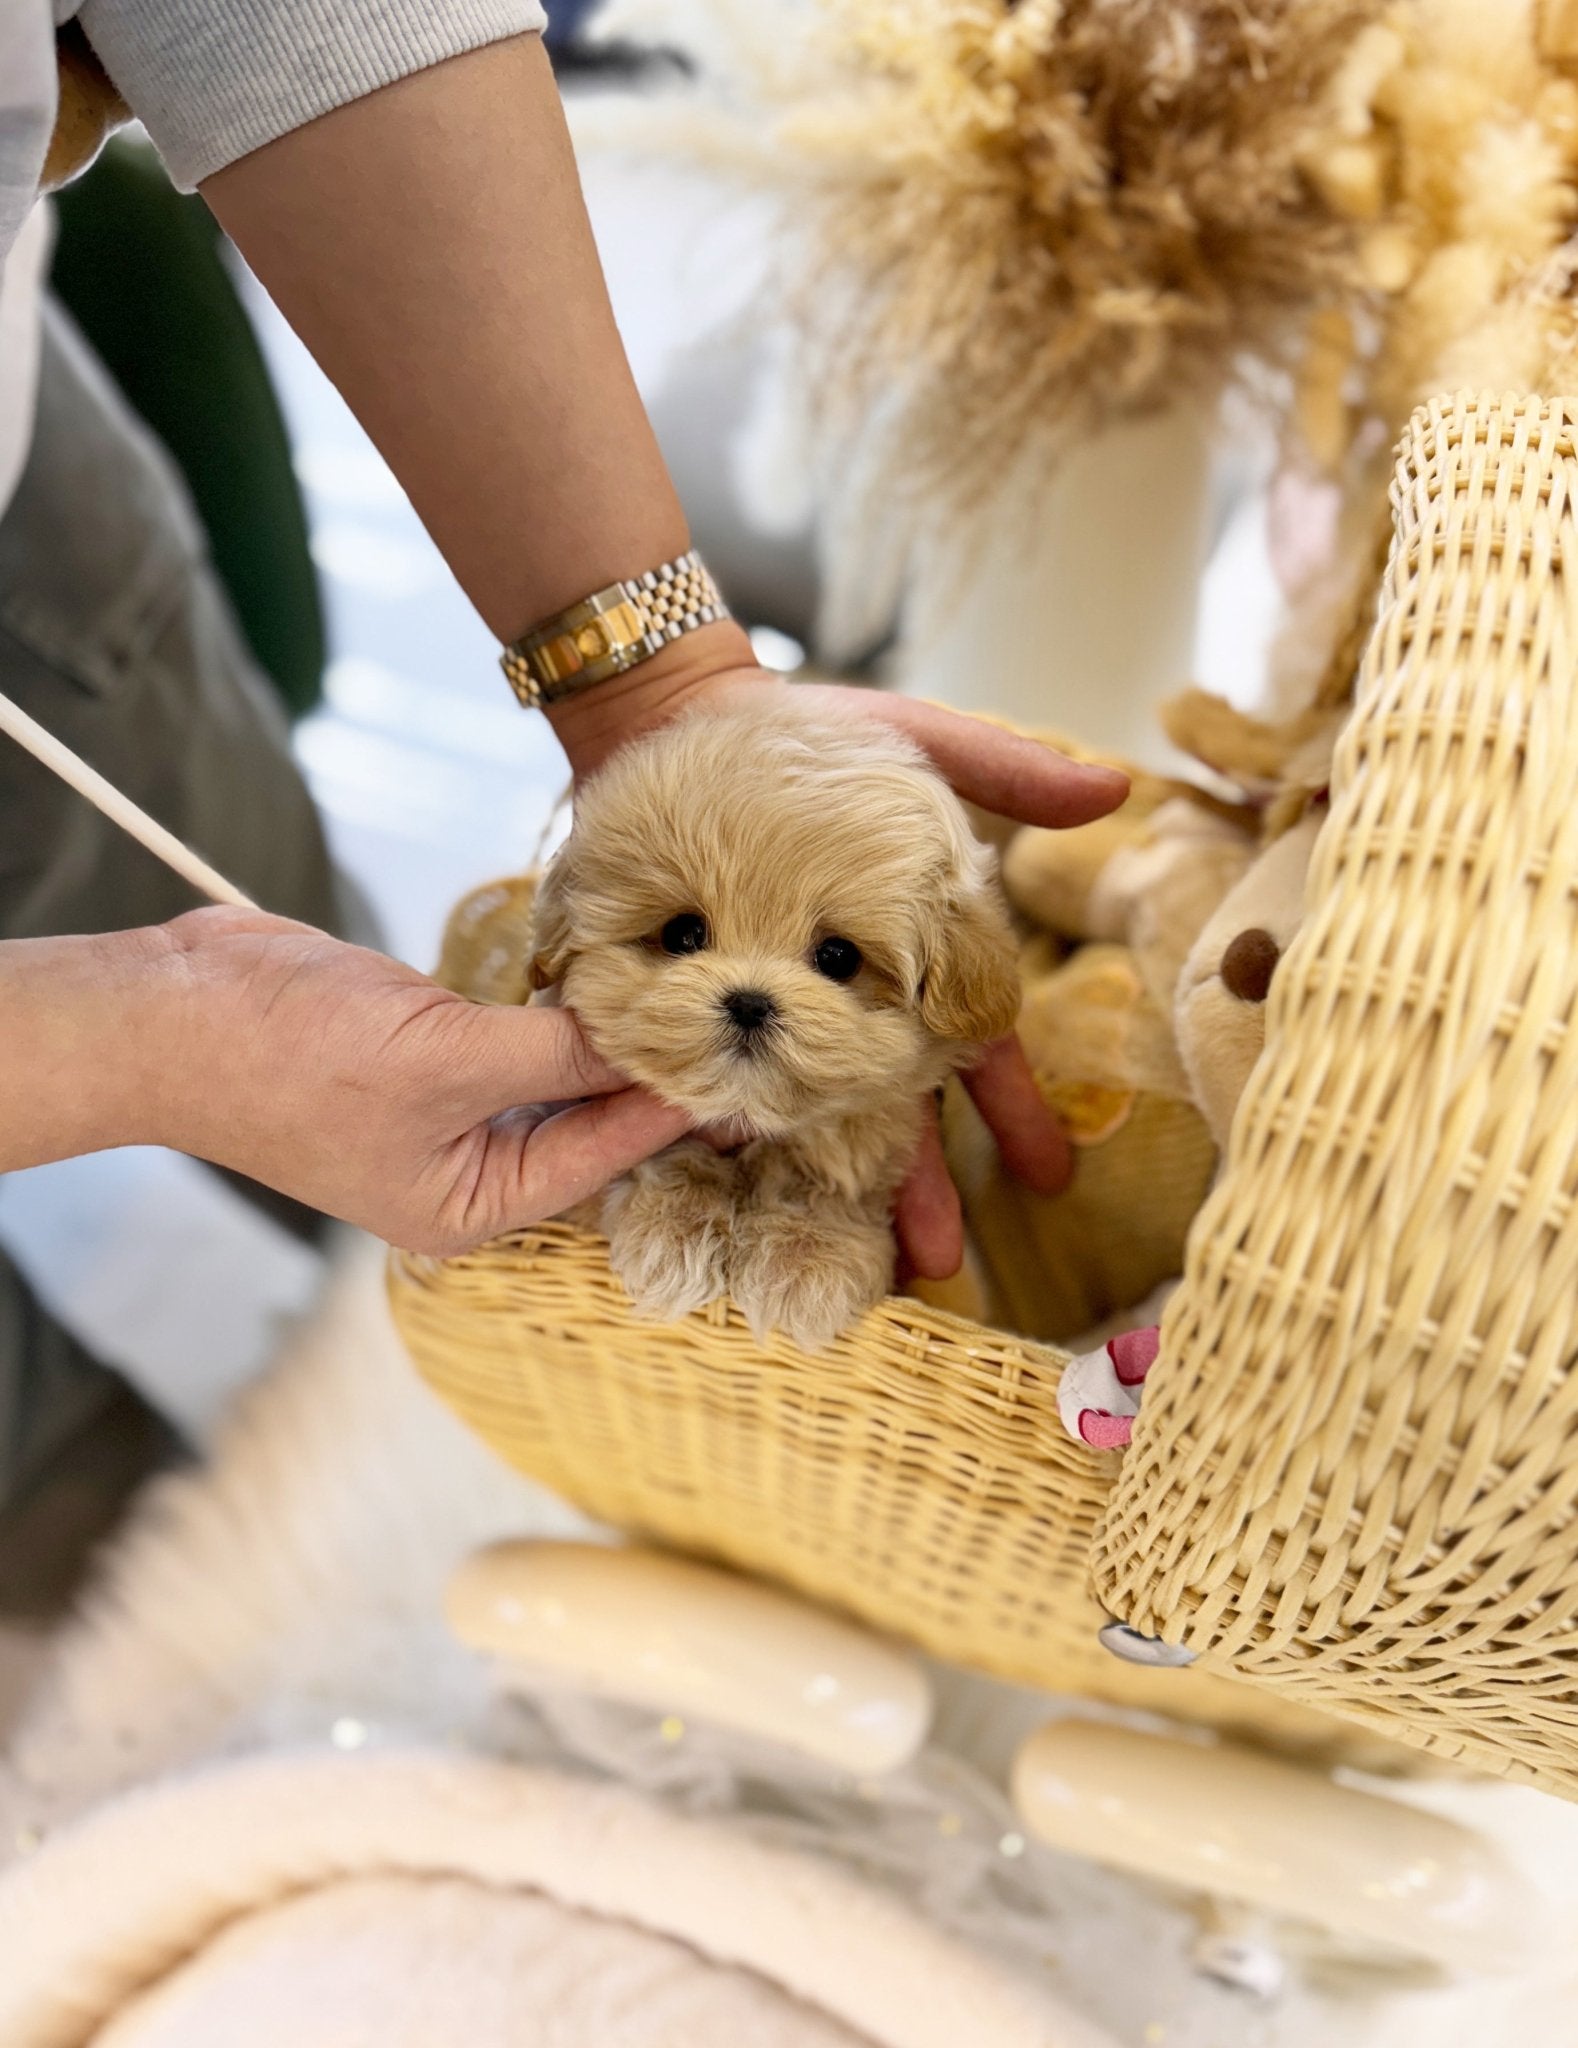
[730,1206,894,1352]
[602,1147,735,1322]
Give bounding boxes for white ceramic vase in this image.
[897,405,1218,769]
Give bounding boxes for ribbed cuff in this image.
[78,0,548,191]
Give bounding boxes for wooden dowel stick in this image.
[0,688,257,910]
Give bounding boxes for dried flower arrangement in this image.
[592,1,1578,695]
[594,1,1384,531]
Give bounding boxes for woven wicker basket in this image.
[392,393,1578,1791]
[1092,392,1578,1797]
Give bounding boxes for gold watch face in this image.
[533,596,649,689]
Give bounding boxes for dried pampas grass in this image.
[1293,0,1578,462]
[1270,0,1578,719]
[592,0,1380,543]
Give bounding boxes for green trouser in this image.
[0,297,339,1515]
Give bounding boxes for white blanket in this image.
[98,1879,865,2048]
[1,1747,1102,2048]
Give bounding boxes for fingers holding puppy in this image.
[789,683,1131,831]
[890,1052,1071,1286]
[961,1036,1073,1197]
[893,1102,965,1282]
[563,667,1129,830]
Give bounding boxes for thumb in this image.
[474,1088,693,1235]
[445,997,636,1114]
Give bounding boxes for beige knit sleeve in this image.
[76,0,548,191]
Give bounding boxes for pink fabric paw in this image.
[1078,1409,1139,1451]
[1107,1325,1160,1387]
[1056,1325,1162,1452]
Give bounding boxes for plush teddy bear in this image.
[1004,787,1260,1011]
[947,690,1336,1346]
[1174,805,1325,1151]
[944,733,1244,1343]
[1052,785,1331,1447]
[434,870,540,1007]
[935,941,1220,1341]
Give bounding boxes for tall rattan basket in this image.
[391,393,1578,1794]
[1092,392,1578,1796]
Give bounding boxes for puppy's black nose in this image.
[723,988,777,1034]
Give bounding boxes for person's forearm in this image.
[0,930,175,1170]
[201,30,757,757]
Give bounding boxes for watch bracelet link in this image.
[500,549,729,710]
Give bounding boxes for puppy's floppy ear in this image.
[526,851,576,992]
[918,881,1021,1044]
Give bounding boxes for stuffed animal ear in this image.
[919,883,1021,1045]
[526,853,576,992]
[42,24,130,193]
[435,873,541,1004]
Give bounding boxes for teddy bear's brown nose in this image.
[1220,928,1280,1004]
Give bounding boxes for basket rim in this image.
[390,1219,1079,1374]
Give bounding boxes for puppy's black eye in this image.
[659,913,709,956]
[813,936,862,982]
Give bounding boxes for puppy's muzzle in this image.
[721,987,778,1051]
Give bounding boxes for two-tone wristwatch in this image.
[499,549,730,710]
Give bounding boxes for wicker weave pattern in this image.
[392,1228,1111,1675]
[1093,394,1578,1795]
[391,1227,1384,1756]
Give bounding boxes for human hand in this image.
[546,625,1129,1278]
[103,908,689,1255]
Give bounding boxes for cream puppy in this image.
[530,696,1020,1349]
